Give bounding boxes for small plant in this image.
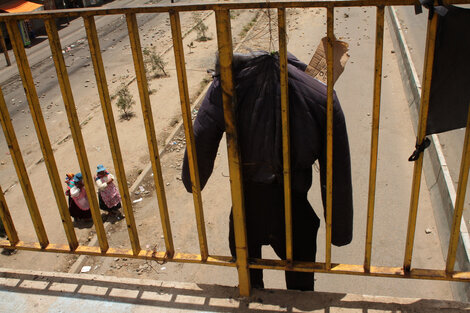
[116,83,135,120]
[230,11,239,19]
[143,47,167,79]
[187,41,195,54]
[193,15,210,42]
[239,12,260,38]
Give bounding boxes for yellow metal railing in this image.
[0,1,469,297]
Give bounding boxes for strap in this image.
[408,137,431,161]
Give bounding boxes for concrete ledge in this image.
[0,268,469,312]
[386,6,470,302]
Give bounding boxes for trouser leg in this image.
[271,194,320,291]
[229,210,264,288]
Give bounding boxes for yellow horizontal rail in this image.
[0,0,468,20]
[1,240,469,283]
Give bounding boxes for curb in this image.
[386,6,470,301]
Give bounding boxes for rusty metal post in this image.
[277,8,293,264]
[126,12,175,257]
[446,104,470,273]
[325,6,334,270]
[403,12,438,272]
[0,28,11,66]
[169,10,208,260]
[215,8,251,296]
[83,15,140,255]
[364,6,384,272]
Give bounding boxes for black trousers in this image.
[229,182,320,291]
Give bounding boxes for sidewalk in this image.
[0,268,469,312]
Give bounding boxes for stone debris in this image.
[133,198,143,204]
[166,135,187,153]
[80,265,91,273]
[135,185,146,195]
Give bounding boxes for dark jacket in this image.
[182,52,353,246]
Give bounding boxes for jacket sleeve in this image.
[107,173,114,182]
[287,52,308,72]
[319,95,354,247]
[95,177,107,191]
[182,79,225,193]
[70,186,80,198]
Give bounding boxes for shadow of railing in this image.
[0,269,468,312]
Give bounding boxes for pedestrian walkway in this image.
[0,268,468,312]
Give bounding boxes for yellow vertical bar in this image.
[0,185,19,245]
[44,18,108,253]
[83,15,140,255]
[169,10,208,260]
[364,6,384,272]
[126,13,174,257]
[446,105,470,273]
[5,20,56,249]
[403,13,438,272]
[325,6,334,270]
[46,18,112,251]
[278,8,293,264]
[0,89,48,247]
[0,29,11,66]
[215,8,251,296]
[8,19,82,251]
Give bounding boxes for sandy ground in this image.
[0,2,459,301]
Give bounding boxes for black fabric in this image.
[415,0,448,19]
[426,6,470,135]
[228,182,320,290]
[0,218,6,238]
[408,137,431,162]
[182,52,353,249]
[68,196,91,220]
[98,193,122,212]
